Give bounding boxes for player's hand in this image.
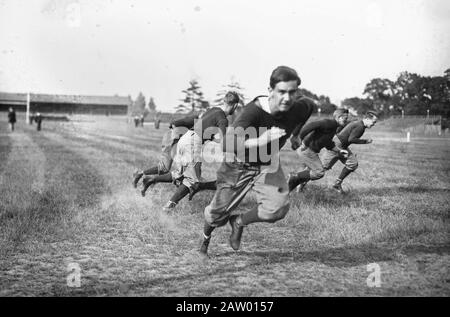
[339,149,349,158]
[259,127,286,144]
[300,142,307,151]
[367,138,373,144]
[267,127,286,141]
[290,136,301,150]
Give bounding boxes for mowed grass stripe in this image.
[37,128,153,168]
[0,127,110,254]
[5,127,211,296]
[0,128,117,296]
[0,130,49,254]
[69,129,162,154]
[0,123,12,180]
[50,127,159,168]
[68,121,166,144]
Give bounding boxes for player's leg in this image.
[333,149,358,193]
[163,184,191,211]
[230,163,289,250]
[133,132,176,187]
[201,162,259,256]
[288,148,325,191]
[188,180,217,201]
[161,163,197,211]
[287,149,309,192]
[321,149,340,172]
[163,132,202,210]
[141,172,173,197]
[133,165,162,188]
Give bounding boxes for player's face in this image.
[337,115,348,126]
[268,80,299,113]
[365,117,377,128]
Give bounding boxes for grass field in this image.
[0,115,449,296]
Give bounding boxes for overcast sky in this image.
[0,0,449,111]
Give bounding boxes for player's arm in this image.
[209,117,229,143]
[290,96,315,149]
[290,123,304,150]
[170,114,197,129]
[348,126,371,144]
[223,105,283,154]
[244,127,286,149]
[327,140,348,157]
[298,120,321,141]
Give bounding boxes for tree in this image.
[357,70,450,118]
[342,97,373,115]
[142,96,157,118]
[317,95,337,114]
[147,97,157,112]
[445,68,450,80]
[296,88,337,114]
[214,77,247,106]
[363,78,396,116]
[131,92,146,116]
[177,79,206,113]
[175,104,189,113]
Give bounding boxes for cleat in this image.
[229,216,244,251]
[332,180,344,194]
[199,236,211,256]
[188,183,200,201]
[141,175,157,196]
[163,201,177,212]
[132,170,144,188]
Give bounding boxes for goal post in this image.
[26,92,30,124]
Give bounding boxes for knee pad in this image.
[346,161,358,171]
[258,202,290,223]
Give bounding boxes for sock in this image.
[143,166,159,175]
[240,206,263,226]
[199,181,217,191]
[154,173,173,183]
[203,221,215,239]
[169,184,189,204]
[338,167,353,182]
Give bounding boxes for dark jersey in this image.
[194,107,229,144]
[8,111,16,123]
[35,115,42,122]
[170,114,198,129]
[169,114,198,142]
[299,118,339,153]
[337,120,368,148]
[224,96,313,165]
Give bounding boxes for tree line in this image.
[130,68,450,119]
[129,93,157,118]
[343,69,450,118]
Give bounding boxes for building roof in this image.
[0,92,131,106]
